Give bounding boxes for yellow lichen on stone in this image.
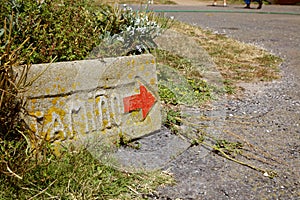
[52,98,58,105]
[72,83,77,90]
[134,88,139,93]
[55,130,66,141]
[34,111,44,118]
[42,106,67,141]
[95,108,99,116]
[150,78,156,85]
[87,111,92,119]
[110,112,114,119]
[45,88,51,94]
[116,73,121,79]
[128,73,133,79]
[28,111,43,119]
[59,101,65,106]
[139,65,145,71]
[103,119,109,127]
[130,111,141,121]
[44,107,66,121]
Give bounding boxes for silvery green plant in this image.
[90,4,172,58]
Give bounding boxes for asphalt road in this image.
[151,4,300,76]
[120,3,300,199]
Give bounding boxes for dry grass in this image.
[171,22,282,84]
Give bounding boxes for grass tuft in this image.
[0,147,174,199]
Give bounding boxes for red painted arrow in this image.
[123,85,156,119]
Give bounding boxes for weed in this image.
[158,84,178,105]
[115,132,142,149]
[190,132,206,146]
[214,139,243,157]
[163,108,182,134]
[154,49,195,77]
[156,21,282,177]
[223,79,237,94]
[155,49,214,106]
[0,147,173,199]
[187,78,213,103]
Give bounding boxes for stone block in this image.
[22,55,161,149]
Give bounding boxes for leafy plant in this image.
[187,78,213,103]
[163,108,181,134]
[158,84,178,105]
[91,4,173,57]
[12,0,103,63]
[155,49,214,107]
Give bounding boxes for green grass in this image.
[0,147,173,199]
[153,49,214,106]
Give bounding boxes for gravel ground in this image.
[116,4,300,199]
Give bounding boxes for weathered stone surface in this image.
[23,54,161,149]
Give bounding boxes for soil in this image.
[115,2,300,199]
